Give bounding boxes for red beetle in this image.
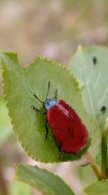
[32,82,89,154]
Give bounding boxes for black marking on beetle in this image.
[92,56,97,65]
[100,106,107,114]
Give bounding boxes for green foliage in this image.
[15,164,75,195]
[69,46,108,163]
[84,180,108,195]
[0,52,91,162]
[69,46,108,127]
[0,96,12,145]
[1,46,108,194]
[101,127,108,178]
[10,181,31,195]
[78,165,97,188]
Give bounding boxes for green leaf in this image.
[101,127,108,178]
[78,165,97,188]
[0,96,12,145]
[69,46,108,128]
[84,180,108,195]
[15,164,75,195]
[69,46,108,163]
[0,52,91,162]
[10,180,31,195]
[0,60,2,96]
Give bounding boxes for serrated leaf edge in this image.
[1,53,90,163]
[15,164,74,194]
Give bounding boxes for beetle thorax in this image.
[44,99,57,110]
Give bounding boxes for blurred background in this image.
[0,0,108,194]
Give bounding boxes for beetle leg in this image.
[54,89,58,99]
[32,106,46,114]
[44,121,49,139]
[59,150,63,160]
[54,139,63,159]
[33,94,43,103]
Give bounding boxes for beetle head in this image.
[44,99,57,110]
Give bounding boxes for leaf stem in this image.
[84,152,102,180]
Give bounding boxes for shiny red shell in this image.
[46,100,89,153]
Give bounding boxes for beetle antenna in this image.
[28,86,43,104]
[34,94,43,103]
[45,81,50,100]
[54,89,58,99]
